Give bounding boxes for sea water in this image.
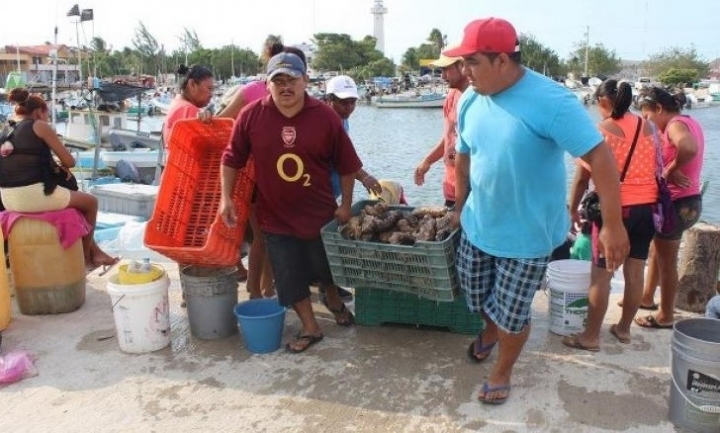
[90,104,720,223]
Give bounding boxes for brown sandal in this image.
[561,334,600,352]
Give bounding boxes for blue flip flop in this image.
[478,381,511,405]
[467,330,497,363]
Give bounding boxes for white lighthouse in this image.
[370,0,388,53]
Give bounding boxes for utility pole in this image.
[584,26,590,77]
[231,39,235,78]
[51,26,58,127]
[75,18,82,84]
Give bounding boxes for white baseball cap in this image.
[325,75,359,99]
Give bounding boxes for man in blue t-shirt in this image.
[444,17,629,405]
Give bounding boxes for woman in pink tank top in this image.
[635,87,705,329]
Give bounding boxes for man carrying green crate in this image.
[447,18,630,404]
[220,52,362,353]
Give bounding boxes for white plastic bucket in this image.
[546,259,591,336]
[107,271,171,354]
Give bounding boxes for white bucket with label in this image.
[107,270,171,354]
[546,259,591,336]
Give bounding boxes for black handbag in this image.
[579,117,642,223]
[49,162,79,191]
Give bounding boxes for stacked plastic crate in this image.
[144,118,254,267]
[321,200,483,335]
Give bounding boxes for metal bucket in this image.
[180,266,239,340]
[669,318,720,432]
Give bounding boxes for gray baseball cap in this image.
[266,52,306,81]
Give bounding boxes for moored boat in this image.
[373,91,445,108]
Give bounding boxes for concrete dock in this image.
[0,263,697,432]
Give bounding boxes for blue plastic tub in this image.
[233,299,286,354]
[94,225,122,242]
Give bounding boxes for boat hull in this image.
[101,150,159,169]
[373,97,444,108]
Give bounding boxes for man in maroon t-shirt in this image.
[221,52,362,353]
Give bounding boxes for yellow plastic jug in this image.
[8,217,85,315]
[0,229,12,331]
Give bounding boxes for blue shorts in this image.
[456,232,549,333]
[264,233,335,307]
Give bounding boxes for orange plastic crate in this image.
[144,118,254,267]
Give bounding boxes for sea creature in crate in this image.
[339,205,453,244]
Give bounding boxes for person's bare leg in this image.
[245,208,263,298]
[286,297,322,352]
[89,241,118,266]
[575,267,613,348]
[480,313,530,402]
[639,241,660,306]
[654,238,681,324]
[261,251,275,298]
[67,191,117,268]
[472,311,499,360]
[612,257,646,342]
[319,283,352,324]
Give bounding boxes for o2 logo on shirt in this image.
[281,127,296,148]
[277,153,311,187]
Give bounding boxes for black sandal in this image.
[322,299,355,327]
[285,332,324,353]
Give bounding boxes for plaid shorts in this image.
[456,232,549,333]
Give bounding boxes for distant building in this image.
[1,44,81,87]
[290,42,318,77]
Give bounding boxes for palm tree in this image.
[427,28,444,57]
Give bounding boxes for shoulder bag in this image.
[649,122,676,235]
[579,117,643,223]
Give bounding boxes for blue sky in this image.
[2,0,718,63]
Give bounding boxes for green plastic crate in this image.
[354,287,484,335]
[321,200,459,302]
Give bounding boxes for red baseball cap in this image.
[443,17,519,57]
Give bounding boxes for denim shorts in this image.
[456,232,549,333]
[264,233,335,307]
